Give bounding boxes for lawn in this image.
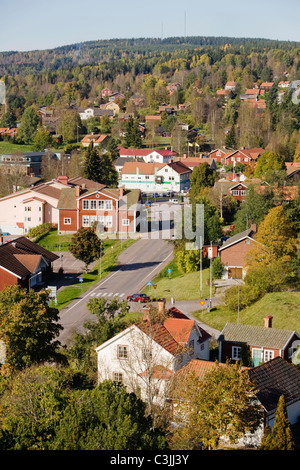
[0,141,35,154]
[192,291,300,332]
[55,237,137,310]
[37,229,74,252]
[143,259,213,301]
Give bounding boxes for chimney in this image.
[250,223,257,233]
[75,186,80,198]
[264,316,273,328]
[143,305,151,322]
[119,186,124,197]
[158,299,166,316]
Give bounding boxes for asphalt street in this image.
[57,237,174,345]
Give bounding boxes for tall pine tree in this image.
[83,142,101,182]
[260,395,295,450]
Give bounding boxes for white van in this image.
[169,198,179,204]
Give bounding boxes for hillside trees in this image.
[0,285,63,374]
[17,106,40,144]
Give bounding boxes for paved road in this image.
[57,238,174,345]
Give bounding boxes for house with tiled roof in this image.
[95,301,211,403]
[57,182,141,235]
[81,134,109,147]
[218,316,300,366]
[0,236,58,291]
[117,146,176,163]
[120,160,191,194]
[248,357,300,428]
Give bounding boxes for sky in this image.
[0,0,299,52]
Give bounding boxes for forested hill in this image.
[1,36,299,75]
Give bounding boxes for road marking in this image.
[119,293,125,297]
[102,293,107,297]
[96,293,102,297]
[107,292,113,297]
[90,293,95,297]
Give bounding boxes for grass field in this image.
[143,259,213,301]
[37,229,74,251]
[0,141,35,154]
[192,291,300,332]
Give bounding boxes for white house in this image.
[95,303,211,403]
[120,161,191,194]
[117,146,176,163]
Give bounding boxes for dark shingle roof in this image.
[220,322,297,350]
[0,237,58,278]
[248,357,300,412]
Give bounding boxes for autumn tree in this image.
[246,205,297,268]
[0,285,63,374]
[169,362,262,450]
[260,395,295,450]
[254,151,286,178]
[69,227,101,272]
[33,126,53,151]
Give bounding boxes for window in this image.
[82,215,89,226]
[145,176,149,180]
[241,190,246,196]
[143,348,152,362]
[263,350,274,362]
[25,206,31,211]
[106,216,112,227]
[83,200,89,210]
[188,340,195,355]
[98,200,105,209]
[106,200,112,210]
[113,372,123,383]
[232,190,239,196]
[64,218,71,225]
[90,215,97,225]
[98,215,105,225]
[25,217,31,222]
[39,207,42,212]
[122,219,129,226]
[232,346,241,360]
[118,345,128,359]
[90,200,97,210]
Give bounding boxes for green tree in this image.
[17,106,40,144]
[224,124,236,148]
[69,227,101,272]
[189,163,216,199]
[33,126,53,151]
[0,285,62,373]
[254,151,286,178]
[0,110,17,128]
[0,365,72,450]
[212,257,223,279]
[98,152,119,187]
[51,380,166,450]
[260,395,295,450]
[57,111,81,143]
[124,116,142,148]
[83,142,101,182]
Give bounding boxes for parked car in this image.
[169,198,179,204]
[127,293,150,303]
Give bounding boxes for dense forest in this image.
[1,35,300,162]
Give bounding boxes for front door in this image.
[252,348,262,367]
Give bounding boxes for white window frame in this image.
[106,200,112,210]
[113,372,123,382]
[232,346,241,360]
[82,215,89,227]
[117,345,128,359]
[122,219,129,226]
[83,200,89,210]
[105,215,112,227]
[263,350,274,362]
[64,218,71,225]
[98,200,105,209]
[90,200,97,210]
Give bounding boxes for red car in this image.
[127,293,150,303]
